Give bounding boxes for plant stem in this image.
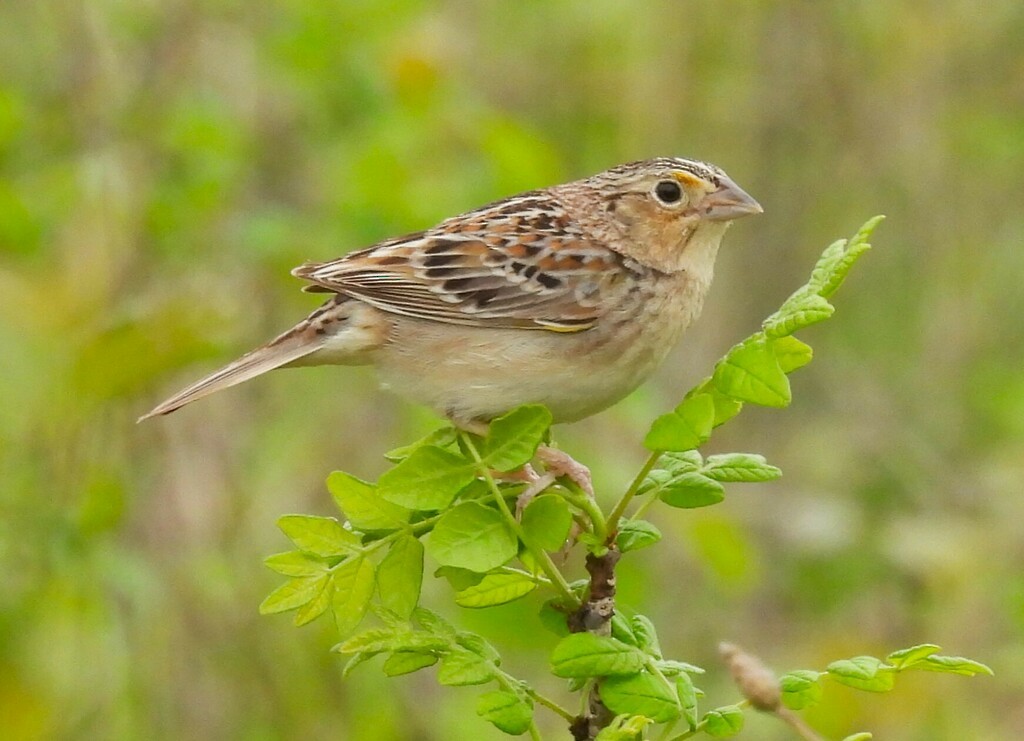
[524,685,576,723]
[629,489,661,521]
[493,665,575,725]
[328,514,442,572]
[566,484,608,541]
[460,433,581,610]
[605,450,661,541]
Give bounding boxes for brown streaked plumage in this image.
[140,158,761,425]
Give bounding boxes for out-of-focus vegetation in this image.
[0,2,1021,739]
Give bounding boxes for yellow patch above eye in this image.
[672,171,705,188]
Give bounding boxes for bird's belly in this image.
[374,288,698,423]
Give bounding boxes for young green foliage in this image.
[260,218,992,739]
[643,215,883,451]
[775,644,993,712]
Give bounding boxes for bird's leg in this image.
[452,418,592,512]
[537,444,594,499]
[512,466,557,517]
[451,417,557,516]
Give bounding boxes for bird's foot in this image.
[537,445,594,499]
[451,419,592,512]
[511,465,558,518]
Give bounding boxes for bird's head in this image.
[571,157,762,273]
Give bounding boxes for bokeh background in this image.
[2,1,1022,739]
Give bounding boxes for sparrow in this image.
[140,158,761,427]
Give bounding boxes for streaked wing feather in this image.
[292,196,636,331]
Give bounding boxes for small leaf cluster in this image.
[637,451,781,510]
[259,218,993,739]
[550,616,715,732]
[336,606,537,735]
[780,644,994,710]
[261,405,567,638]
[644,216,883,453]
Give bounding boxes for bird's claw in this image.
[536,445,594,499]
[514,467,557,518]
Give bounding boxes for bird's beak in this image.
[700,175,763,221]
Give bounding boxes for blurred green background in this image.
[2,1,1022,739]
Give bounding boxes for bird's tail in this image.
[138,325,324,422]
[139,297,386,422]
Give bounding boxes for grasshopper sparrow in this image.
[141,158,761,427]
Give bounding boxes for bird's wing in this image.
[291,192,637,332]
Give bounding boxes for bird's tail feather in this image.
[138,328,322,422]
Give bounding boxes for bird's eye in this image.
[654,180,683,205]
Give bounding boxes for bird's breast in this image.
[371,270,710,424]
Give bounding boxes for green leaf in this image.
[638,463,725,510]
[763,290,834,337]
[915,655,993,677]
[644,393,714,451]
[595,714,652,740]
[630,615,661,658]
[658,660,705,676]
[657,472,725,509]
[335,628,399,655]
[550,633,646,678]
[702,453,782,483]
[841,733,873,741]
[450,477,494,502]
[827,656,896,692]
[384,426,458,462]
[538,600,571,637]
[713,338,791,407]
[476,690,533,735]
[434,565,486,591]
[328,471,409,531]
[676,673,699,730]
[259,573,329,615]
[455,631,501,663]
[377,535,424,619]
[779,670,823,710]
[703,704,745,737]
[413,607,459,642]
[455,571,537,608]
[599,671,681,723]
[576,532,608,556]
[482,404,552,471]
[885,644,941,669]
[610,613,638,646]
[383,651,438,676]
[659,450,703,472]
[335,627,450,656]
[437,650,495,686]
[293,575,333,626]
[810,216,882,299]
[685,378,745,426]
[370,604,406,630]
[263,551,331,577]
[709,389,744,426]
[771,335,813,373]
[277,514,360,557]
[331,556,376,637]
[377,446,476,510]
[426,501,519,572]
[521,494,573,551]
[341,650,376,678]
[615,520,662,553]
